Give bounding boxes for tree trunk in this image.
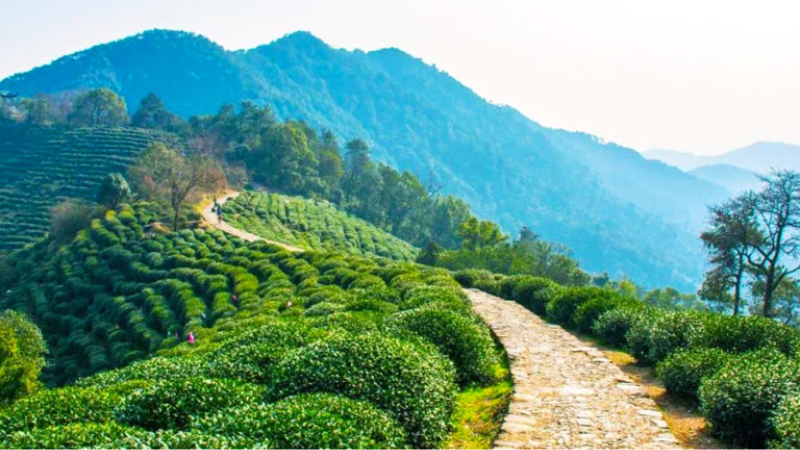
[763,273,775,318]
[733,275,741,316]
[172,204,181,231]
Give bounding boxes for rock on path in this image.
[202,191,305,252]
[465,288,681,449]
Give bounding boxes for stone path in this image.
[465,289,681,449]
[201,191,305,252]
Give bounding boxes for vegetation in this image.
[222,191,417,260]
[0,199,505,448]
[0,311,47,405]
[459,271,800,448]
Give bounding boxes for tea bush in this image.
[545,286,608,326]
[771,393,800,449]
[385,307,501,386]
[268,333,457,448]
[115,377,265,430]
[655,347,730,398]
[194,393,407,449]
[591,307,647,348]
[626,311,707,364]
[699,349,800,447]
[688,314,800,356]
[509,275,559,316]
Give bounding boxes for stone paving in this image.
[465,288,681,449]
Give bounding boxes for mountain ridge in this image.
[0,28,716,289]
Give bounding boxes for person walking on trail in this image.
[188,332,196,345]
[231,294,238,306]
[216,207,223,225]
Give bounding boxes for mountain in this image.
[0,29,720,289]
[645,142,800,174]
[689,164,764,195]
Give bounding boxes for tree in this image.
[0,310,47,405]
[700,196,760,315]
[49,200,95,245]
[96,173,132,209]
[19,96,52,125]
[67,88,129,126]
[131,93,186,133]
[130,143,224,230]
[248,122,320,195]
[457,217,507,251]
[746,171,800,317]
[416,241,444,266]
[750,276,800,325]
[342,139,372,204]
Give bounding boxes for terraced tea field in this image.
[0,124,176,252]
[222,191,418,261]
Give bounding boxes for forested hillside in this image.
[0,29,719,289]
[0,123,176,251]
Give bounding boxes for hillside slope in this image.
[0,29,715,288]
[689,164,763,194]
[0,123,176,252]
[221,191,417,260]
[645,141,800,174]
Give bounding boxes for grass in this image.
[446,372,512,449]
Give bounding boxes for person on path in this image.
[217,208,223,225]
[187,332,196,345]
[231,294,238,306]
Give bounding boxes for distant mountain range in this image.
[688,164,764,195]
[646,142,800,174]
[0,29,743,289]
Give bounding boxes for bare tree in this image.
[130,143,225,230]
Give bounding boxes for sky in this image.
[1,0,799,155]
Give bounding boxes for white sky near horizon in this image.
[0,0,798,155]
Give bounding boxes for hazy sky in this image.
[1,0,799,155]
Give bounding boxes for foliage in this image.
[0,311,47,405]
[67,88,129,126]
[194,393,407,449]
[699,349,800,447]
[385,307,501,386]
[96,173,132,209]
[626,311,707,364]
[655,347,730,399]
[591,307,647,348]
[688,313,800,356]
[49,199,96,245]
[268,333,457,448]
[771,393,800,449]
[545,286,607,326]
[115,377,265,430]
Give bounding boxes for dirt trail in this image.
[465,289,681,449]
[201,191,305,252]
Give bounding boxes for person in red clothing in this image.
[187,331,196,345]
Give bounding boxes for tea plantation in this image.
[457,270,800,448]
[222,191,418,260]
[0,123,176,252]
[0,202,504,448]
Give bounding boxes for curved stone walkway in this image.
[201,191,305,252]
[466,289,681,449]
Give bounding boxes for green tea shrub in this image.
[452,269,494,288]
[572,292,636,333]
[510,276,558,315]
[307,311,382,334]
[305,286,349,308]
[116,377,265,430]
[346,297,399,314]
[626,310,706,364]
[385,307,500,386]
[0,383,143,433]
[268,333,457,448]
[399,286,470,314]
[303,301,347,317]
[771,393,800,449]
[688,314,800,356]
[206,343,289,384]
[655,347,730,398]
[592,307,647,348]
[75,356,209,389]
[472,277,501,296]
[0,422,151,449]
[194,393,406,449]
[545,286,608,326]
[699,349,800,447]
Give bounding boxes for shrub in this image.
[592,307,646,348]
[194,393,407,449]
[399,286,470,314]
[626,310,706,364]
[49,200,96,245]
[303,301,347,317]
[545,286,607,326]
[0,310,47,404]
[385,308,501,386]
[771,393,800,449]
[206,342,289,384]
[699,349,800,447]
[472,277,501,296]
[115,377,265,430]
[268,333,457,448]
[75,356,209,389]
[572,292,635,333]
[689,314,800,356]
[452,269,494,288]
[656,348,730,398]
[510,276,558,315]
[0,383,144,433]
